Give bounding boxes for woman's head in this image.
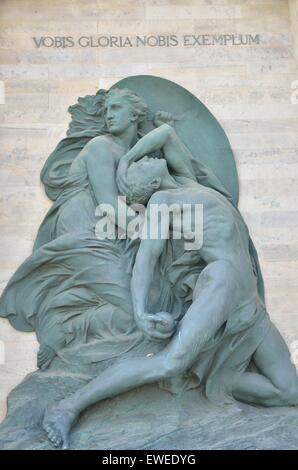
[104,88,149,135]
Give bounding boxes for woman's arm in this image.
[83,138,136,234]
[116,123,197,194]
[122,124,195,177]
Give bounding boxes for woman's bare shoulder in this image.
[86,134,113,150]
[83,135,116,165]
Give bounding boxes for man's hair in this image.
[125,171,157,205]
[105,88,149,124]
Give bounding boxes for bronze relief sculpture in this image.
[0,76,297,450]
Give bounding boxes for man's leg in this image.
[43,259,240,448]
[67,260,240,413]
[43,352,173,448]
[153,260,241,379]
[232,320,298,406]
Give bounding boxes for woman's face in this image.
[104,95,136,135]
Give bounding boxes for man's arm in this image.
[131,235,177,341]
[132,237,166,320]
[131,193,170,330]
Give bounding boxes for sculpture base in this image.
[0,364,297,450]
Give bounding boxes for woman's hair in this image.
[105,88,149,124]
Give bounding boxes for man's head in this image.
[104,88,148,135]
[125,156,168,205]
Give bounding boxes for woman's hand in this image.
[116,157,129,195]
[136,312,177,341]
[153,111,175,128]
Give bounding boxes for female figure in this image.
[0,89,151,370]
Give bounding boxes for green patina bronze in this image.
[0,76,297,450]
[112,75,239,205]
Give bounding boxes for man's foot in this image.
[42,403,77,449]
[37,345,56,370]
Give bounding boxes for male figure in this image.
[43,148,298,449]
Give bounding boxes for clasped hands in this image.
[135,311,178,341]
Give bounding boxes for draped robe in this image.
[0,130,268,401]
